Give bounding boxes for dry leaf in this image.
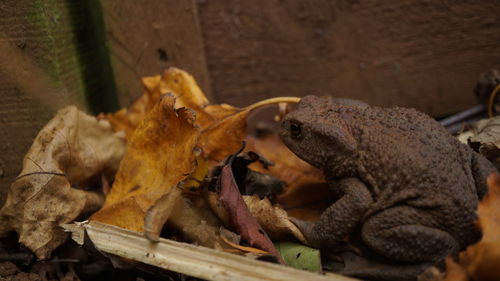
[200,98,300,161]
[91,95,199,235]
[241,195,306,244]
[220,236,269,255]
[443,258,468,281]
[246,135,332,220]
[102,67,299,163]
[468,117,500,169]
[102,76,161,139]
[0,106,126,259]
[448,174,500,281]
[208,192,306,244]
[102,68,219,139]
[165,196,224,248]
[217,164,285,264]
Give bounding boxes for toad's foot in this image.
[339,251,434,281]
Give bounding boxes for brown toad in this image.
[279,95,496,279]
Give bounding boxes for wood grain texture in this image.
[64,221,356,281]
[198,0,500,115]
[100,0,213,106]
[0,0,114,206]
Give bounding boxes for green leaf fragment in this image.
[276,241,321,272]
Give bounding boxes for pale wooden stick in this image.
[62,221,356,281]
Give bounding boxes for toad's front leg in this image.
[291,177,373,249]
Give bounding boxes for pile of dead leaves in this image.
[1,67,500,280]
[0,68,326,268]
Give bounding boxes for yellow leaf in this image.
[183,155,210,190]
[102,67,300,163]
[199,97,300,161]
[158,68,210,109]
[91,94,199,232]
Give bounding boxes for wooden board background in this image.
[99,0,213,106]
[2,0,500,205]
[0,0,90,206]
[198,0,500,115]
[0,0,118,205]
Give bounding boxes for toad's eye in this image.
[289,121,302,139]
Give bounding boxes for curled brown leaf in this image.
[0,106,126,259]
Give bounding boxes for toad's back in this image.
[321,104,482,246]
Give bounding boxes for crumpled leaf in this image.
[91,95,199,236]
[0,106,126,259]
[276,241,321,272]
[142,152,210,242]
[208,192,306,244]
[465,174,500,279]
[468,117,500,169]
[443,258,468,281]
[246,135,332,220]
[199,98,298,161]
[164,196,224,248]
[102,67,299,161]
[102,68,210,139]
[444,173,500,281]
[217,163,285,264]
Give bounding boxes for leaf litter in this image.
[3,67,500,280]
[0,106,126,259]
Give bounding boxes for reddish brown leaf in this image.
[218,165,285,264]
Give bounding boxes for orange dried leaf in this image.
[453,173,500,281]
[157,68,209,109]
[198,109,247,161]
[220,236,269,255]
[103,68,217,139]
[246,135,331,220]
[91,95,199,233]
[444,257,468,281]
[103,76,161,139]
[200,97,300,161]
[103,66,300,162]
[246,134,323,184]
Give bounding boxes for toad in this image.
[279,95,496,280]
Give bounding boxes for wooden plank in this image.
[197,0,500,116]
[63,221,356,281]
[0,0,118,206]
[0,0,83,207]
[100,0,213,106]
